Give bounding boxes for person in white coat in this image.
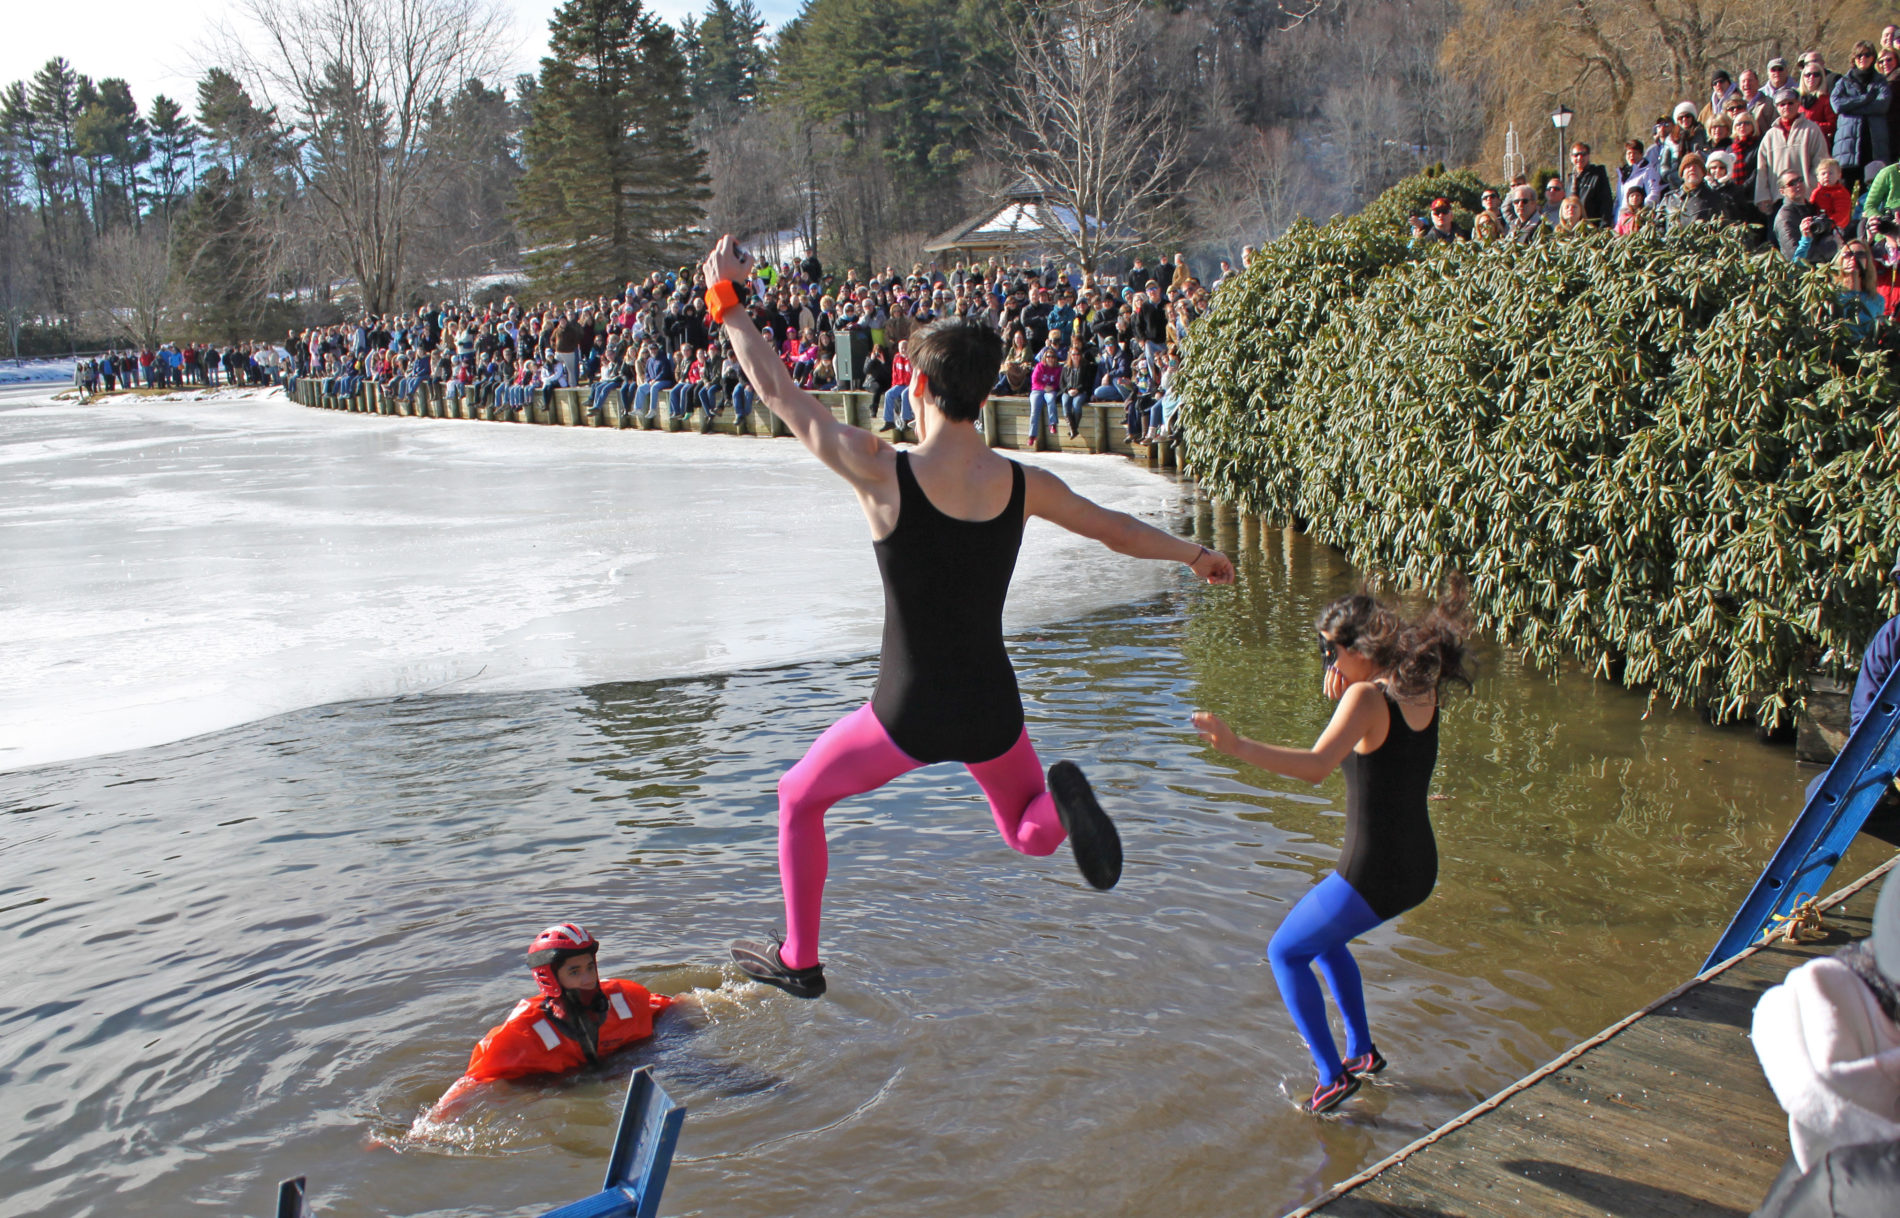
[1750,871,1900,1215]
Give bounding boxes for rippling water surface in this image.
[0,399,1860,1218]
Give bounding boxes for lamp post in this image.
[1550,105,1574,192]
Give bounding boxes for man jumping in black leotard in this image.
[695,236,1236,998]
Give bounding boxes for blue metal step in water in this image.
[273,1066,685,1218]
[1704,661,1900,970]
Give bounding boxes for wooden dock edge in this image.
[1281,854,1900,1218]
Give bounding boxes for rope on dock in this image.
[1280,853,1900,1218]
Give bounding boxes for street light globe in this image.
[1551,105,1574,130]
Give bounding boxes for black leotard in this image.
[869,452,1026,764]
[1337,688,1439,920]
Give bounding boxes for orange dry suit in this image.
[430,979,672,1116]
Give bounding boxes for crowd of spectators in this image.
[1414,28,1900,345]
[75,343,281,394]
[282,248,1239,446]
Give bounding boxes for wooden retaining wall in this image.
[284,377,1180,470]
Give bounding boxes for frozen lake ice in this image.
[0,386,1188,772]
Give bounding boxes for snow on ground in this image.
[0,385,1188,771]
[0,358,77,385]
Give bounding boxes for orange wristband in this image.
[705,280,740,323]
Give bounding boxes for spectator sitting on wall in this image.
[879,340,913,431]
[1571,143,1615,223]
[860,343,890,412]
[1092,338,1132,403]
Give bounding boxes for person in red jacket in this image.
[426,923,675,1121]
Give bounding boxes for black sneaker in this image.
[1047,760,1122,890]
[1342,1047,1388,1077]
[731,938,827,998]
[1304,1072,1360,1114]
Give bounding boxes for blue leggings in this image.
[1269,871,1382,1083]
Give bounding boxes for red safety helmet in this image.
[526,922,599,998]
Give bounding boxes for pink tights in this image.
[776,703,1066,969]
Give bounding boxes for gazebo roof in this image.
[922,185,1134,255]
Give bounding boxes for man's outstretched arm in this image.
[1023,466,1235,584]
[701,236,888,486]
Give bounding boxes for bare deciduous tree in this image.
[84,227,178,349]
[989,0,1195,270]
[233,0,505,314]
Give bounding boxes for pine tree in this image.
[693,0,767,118]
[173,166,269,338]
[145,96,198,225]
[516,0,708,298]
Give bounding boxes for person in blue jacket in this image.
[1809,552,1900,844]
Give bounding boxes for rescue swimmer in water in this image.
[427,923,676,1121]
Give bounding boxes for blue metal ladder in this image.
[1704,661,1900,970]
[274,1066,686,1218]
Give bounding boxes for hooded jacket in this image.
[1752,955,1900,1172]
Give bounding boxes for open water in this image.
[0,388,1860,1217]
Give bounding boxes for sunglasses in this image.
[1318,633,1341,667]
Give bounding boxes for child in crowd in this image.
[1812,158,1854,232]
[1616,184,1649,235]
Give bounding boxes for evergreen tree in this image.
[145,96,198,225]
[172,166,269,337]
[196,69,274,183]
[775,0,1006,188]
[692,0,767,118]
[515,0,707,298]
[74,79,147,232]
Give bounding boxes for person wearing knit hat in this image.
[1749,873,1900,1215]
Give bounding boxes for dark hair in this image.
[907,319,1004,421]
[1316,576,1472,699]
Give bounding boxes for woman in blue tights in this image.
[1194,584,1468,1113]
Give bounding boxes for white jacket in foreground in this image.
[1751,955,1900,1171]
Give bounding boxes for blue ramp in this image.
[537,1066,687,1218]
[269,1066,685,1218]
[1704,661,1900,970]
